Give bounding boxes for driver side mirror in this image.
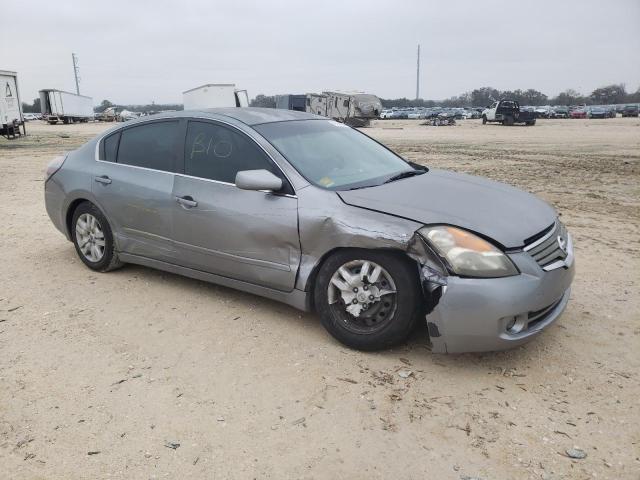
[235,169,283,192]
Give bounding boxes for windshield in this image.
[254,120,414,190]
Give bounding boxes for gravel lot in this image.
[1,118,638,479]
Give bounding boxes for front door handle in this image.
[175,195,198,208]
[94,175,112,185]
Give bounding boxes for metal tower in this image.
[72,53,80,95]
[416,44,420,100]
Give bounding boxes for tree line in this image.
[381,84,640,108]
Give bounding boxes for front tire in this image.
[72,202,123,272]
[314,249,421,351]
[482,115,487,124]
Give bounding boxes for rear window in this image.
[116,121,180,172]
[101,132,120,162]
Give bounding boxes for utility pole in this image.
[415,44,420,100]
[72,53,80,95]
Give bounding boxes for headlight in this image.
[418,226,518,278]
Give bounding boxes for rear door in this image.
[92,119,182,262]
[171,119,300,291]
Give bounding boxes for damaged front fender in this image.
[296,188,446,342]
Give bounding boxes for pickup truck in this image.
[482,100,536,126]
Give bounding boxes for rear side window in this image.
[102,132,120,162]
[117,121,179,172]
[184,121,279,184]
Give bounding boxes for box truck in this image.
[0,70,24,139]
[183,84,249,109]
[39,89,94,124]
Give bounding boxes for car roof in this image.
[183,107,322,125]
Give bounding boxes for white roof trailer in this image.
[183,84,249,109]
[0,70,24,138]
[39,89,94,124]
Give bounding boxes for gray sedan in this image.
[44,108,575,353]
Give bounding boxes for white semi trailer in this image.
[39,89,94,124]
[183,84,249,109]
[0,70,24,139]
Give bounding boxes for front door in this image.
[92,120,181,262]
[171,120,300,292]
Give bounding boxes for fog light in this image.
[506,314,527,334]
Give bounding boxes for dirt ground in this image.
[1,118,638,479]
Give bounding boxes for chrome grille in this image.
[524,221,570,271]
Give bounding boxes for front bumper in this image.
[426,246,575,354]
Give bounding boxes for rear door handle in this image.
[175,195,198,208]
[94,175,112,185]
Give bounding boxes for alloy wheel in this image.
[327,259,397,334]
[75,213,106,262]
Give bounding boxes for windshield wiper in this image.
[384,169,425,184]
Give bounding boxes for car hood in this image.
[337,169,557,248]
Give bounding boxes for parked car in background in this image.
[588,107,607,119]
[462,109,480,119]
[379,109,394,119]
[553,106,569,118]
[23,113,39,121]
[621,104,639,117]
[570,109,587,119]
[43,108,574,353]
[606,106,617,118]
[534,106,552,118]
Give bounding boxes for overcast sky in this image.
[2,0,639,105]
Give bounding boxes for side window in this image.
[491,102,498,109]
[185,121,279,185]
[117,121,179,172]
[101,131,120,162]
[343,99,349,107]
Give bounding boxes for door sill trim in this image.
[118,252,310,311]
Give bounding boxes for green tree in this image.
[471,87,500,107]
[98,99,114,112]
[590,84,626,104]
[551,89,584,106]
[250,94,276,108]
[21,98,41,113]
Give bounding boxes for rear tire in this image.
[314,249,421,351]
[482,116,487,124]
[71,201,123,272]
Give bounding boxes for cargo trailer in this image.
[275,94,307,111]
[183,84,249,109]
[39,89,94,124]
[0,70,24,139]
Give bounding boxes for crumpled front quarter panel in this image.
[295,186,422,291]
